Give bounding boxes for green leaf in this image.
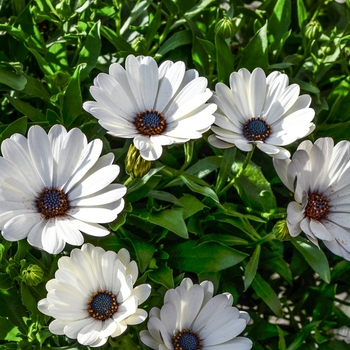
[124,232,156,273]
[0,274,12,290]
[46,42,69,71]
[0,317,21,341]
[244,245,261,291]
[268,0,291,56]
[197,37,216,58]
[233,156,277,213]
[20,283,40,317]
[286,321,321,350]
[0,117,27,144]
[131,208,188,238]
[180,174,219,203]
[77,21,102,81]
[0,288,27,335]
[148,265,174,289]
[100,25,134,53]
[0,68,27,90]
[291,237,330,283]
[167,239,248,274]
[149,190,183,207]
[156,30,192,58]
[145,4,162,48]
[178,194,208,220]
[215,33,235,84]
[6,95,47,122]
[25,46,54,76]
[216,148,237,193]
[297,0,308,30]
[251,273,283,317]
[22,74,50,101]
[237,21,268,71]
[61,64,84,127]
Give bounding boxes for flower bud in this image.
[273,219,292,241]
[304,20,323,40]
[131,36,148,54]
[125,144,152,178]
[215,17,235,39]
[21,264,44,286]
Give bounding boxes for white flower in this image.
[208,67,315,159]
[0,125,126,254]
[140,277,252,350]
[273,137,350,260]
[335,0,345,4]
[332,294,350,343]
[38,243,151,347]
[83,54,216,161]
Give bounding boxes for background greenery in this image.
[0,0,350,349]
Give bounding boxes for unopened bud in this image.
[273,219,292,241]
[215,17,235,39]
[131,36,148,54]
[21,264,44,286]
[305,20,322,40]
[125,144,152,178]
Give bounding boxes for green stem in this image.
[218,146,255,197]
[123,176,134,187]
[179,141,194,172]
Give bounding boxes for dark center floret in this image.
[36,188,70,219]
[88,290,118,321]
[304,193,329,221]
[134,109,166,136]
[243,117,272,142]
[173,329,202,350]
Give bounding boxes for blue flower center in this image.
[88,290,118,321]
[36,188,70,219]
[243,117,272,141]
[134,109,166,136]
[305,193,329,221]
[173,330,202,350]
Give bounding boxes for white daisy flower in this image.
[208,67,315,159]
[140,277,252,350]
[0,125,126,254]
[38,243,151,347]
[332,294,350,343]
[273,137,350,260]
[83,54,216,161]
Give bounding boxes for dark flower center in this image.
[173,329,202,350]
[134,109,166,136]
[88,290,118,321]
[304,193,329,221]
[36,188,70,219]
[243,117,272,141]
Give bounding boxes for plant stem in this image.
[218,146,255,197]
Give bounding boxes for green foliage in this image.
[0,0,349,349]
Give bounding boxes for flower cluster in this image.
[2,52,350,348]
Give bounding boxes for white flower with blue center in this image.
[208,68,315,159]
[140,277,252,350]
[0,125,126,254]
[38,243,151,347]
[83,55,216,161]
[273,137,350,260]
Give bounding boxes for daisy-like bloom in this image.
[332,294,350,343]
[38,243,151,347]
[83,54,216,161]
[0,125,126,254]
[140,277,252,350]
[273,137,350,260]
[208,68,315,159]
